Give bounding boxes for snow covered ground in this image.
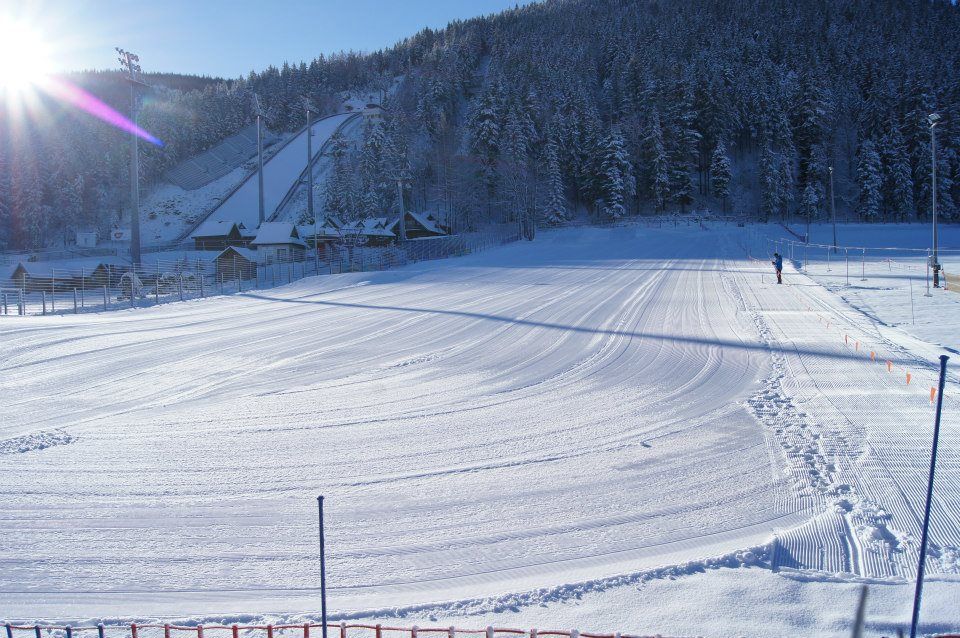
[0,224,957,636]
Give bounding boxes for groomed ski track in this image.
[0,224,956,621]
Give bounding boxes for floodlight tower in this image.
[928,113,941,288]
[303,98,318,225]
[252,94,266,226]
[303,97,319,270]
[116,47,149,265]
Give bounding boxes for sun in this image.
[0,18,53,96]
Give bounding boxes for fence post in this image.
[51,271,56,312]
[219,272,224,295]
[74,288,78,313]
[2,292,6,315]
[98,625,105,638]
[197,626,203,638]
[339,623,346,638]
[18,289,24,315]
[449,627,455,638]
[131,623,138,638]
[375,625,381,638]
[231,626,238,638]
[41,290,46,315]
[81,267,85,309]
[303,624,310,638]
[485,627,493,638]
[861,249,866,281]
[178,275,184,301]
[165,626,171,638]
[200,273,205,298]
[7,624,13,638]
[103,285,108,311]
[267,626,274,638]
[412,626,418,638]
[34,626,40,638]
[66,627,73,638]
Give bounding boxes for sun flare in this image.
[0,18,53,95]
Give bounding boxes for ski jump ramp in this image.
[181,112,360,239]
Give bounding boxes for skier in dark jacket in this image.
[772,253,783,284]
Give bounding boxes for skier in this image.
[772,252,783,284]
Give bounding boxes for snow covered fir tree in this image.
[2,0,960,250]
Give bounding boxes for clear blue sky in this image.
[9,0,534,78]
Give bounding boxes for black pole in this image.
[909,354,950,638]
[318,495,328,638]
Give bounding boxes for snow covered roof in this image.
[215,246,259,262]
[191,219,244,239]
[251,222,306,247]
[297,225,342,240]
[9,259,118,279]
[387,211,446,236]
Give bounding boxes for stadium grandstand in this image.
[163,123,266,190]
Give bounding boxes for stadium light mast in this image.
[116,48,149,265]
[829,165,837,253]
[928,113,941,288]
[303,98,319,271]
[253,94,266,227]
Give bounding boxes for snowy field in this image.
[0,224,958,636]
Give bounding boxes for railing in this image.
[0,226,520,317]
[0,622,661,638]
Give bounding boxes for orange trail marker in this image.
[930,387,937,403]
[845,335,849,344]
[887,361,893,372]
[907,372,912,385]
[856,341,860,351]
[871,351,875,361]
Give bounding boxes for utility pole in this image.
[909,355,950,638]
[317,496,329,638]
[116,48,149,265]
[929,113,941,288]
[253,94,266,227]
[829,165,837,253]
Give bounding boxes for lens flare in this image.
[42,76,164,146]
[0,16,163,146]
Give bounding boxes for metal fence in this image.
[0,226,520,317]
[766,237,960,293]
[0,622,662,638]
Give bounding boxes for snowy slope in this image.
[0,225,957,635]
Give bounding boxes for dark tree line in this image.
[3,0,959,249]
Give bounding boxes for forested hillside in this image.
[2,0,959,250]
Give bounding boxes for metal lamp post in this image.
[303,99,318,272]
[928,113,941,288]
[116,48,149,266]
[253,94,266,227]
[829,165,837,253]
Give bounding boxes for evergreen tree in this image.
[646,110,670,212]
[709,141,732,211]
[857,139,883,221]
[599,132,634,218]
[541,137,568,224]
